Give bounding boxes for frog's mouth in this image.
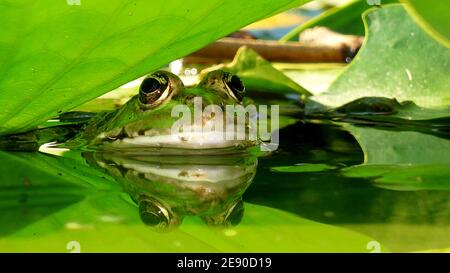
[98,124,258,154]
[119,131,253,147]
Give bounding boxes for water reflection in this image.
[83,151,257,231]
[0,120,449,252]
[245,121,450,252]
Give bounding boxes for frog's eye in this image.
[199,70,245,102]
[224,74,245,102]
[138,197,182,232]
[139,73,169,105]
[139,71,182,106]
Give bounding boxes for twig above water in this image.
[186,34,362,64]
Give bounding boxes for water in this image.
[246,122,450,252]
[0,117,448,253]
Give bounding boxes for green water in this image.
[0,118,448,253]
[246,122,450,252]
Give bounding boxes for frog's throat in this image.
[106,131,256,150]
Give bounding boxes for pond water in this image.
[247,121,450,252]
[0,113,448,253]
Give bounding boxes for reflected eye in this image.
[139,198,170,228]
[138,197,182,232]
[224,74,245,102]
[139,72,170,106]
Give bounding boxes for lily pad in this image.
[204,46,311,96]
[401,0,450,48]
[272,163,336,173]
[345,125,450,164]
[0,150,120,237]
[343,164,450,191]
[1,200,383,252]
[313,4,450,119]
[341,124,450,191]
[0,0,307,135]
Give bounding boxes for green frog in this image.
[0,70,261,231]
[2,70,257,154]
[64,69,255,154]
[84,151,257,231]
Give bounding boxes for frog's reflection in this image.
[83,152,257,231]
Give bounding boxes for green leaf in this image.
[204,46,311,96]
[2,201,382,252]
[281,0,380,41]
[401,0,450,48]
[0,151,119,237]
[345,125,450,165]
[272,163,336,173]
[313,4,450,119]
[343,164,450,191]
[0,0,307,135]
[341,124,450,191]
[282,64,344,95]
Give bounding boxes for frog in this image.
[62,69,256,154]
[0,70,257,154]
[83,151,257,231]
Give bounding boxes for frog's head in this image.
[83,152,257,232]
[77,70,255,154]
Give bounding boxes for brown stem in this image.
[186,37,357,63]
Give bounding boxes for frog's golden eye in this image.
[224,74,245,102]
[138,71,182,107]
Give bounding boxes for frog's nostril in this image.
[141,77,161,94]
